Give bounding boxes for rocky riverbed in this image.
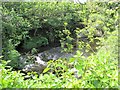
[18,34,101,74]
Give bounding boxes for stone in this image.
[21,56,47,74]
[38,47,76,62]
[19,44,97,74]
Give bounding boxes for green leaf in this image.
[43,67,50,73]
[69,58,75,63]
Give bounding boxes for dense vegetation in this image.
[1,1,119,88]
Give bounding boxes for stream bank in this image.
[17,37,100,75]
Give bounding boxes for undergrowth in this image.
[0,30,118,88]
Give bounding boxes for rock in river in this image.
[37,47,76,62]
[21,56,47,74]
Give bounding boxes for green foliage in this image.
[0,60,27,88]
[1,1,119,88]
[2,2,84,60]
[7,50,21,68]
[1,31,118,88]
[44,30,118,88]
[23,36,48,50]
[31,48,38,54]
[0,30,118,88]
[60,22,74,52]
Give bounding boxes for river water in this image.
[36,38,100,62]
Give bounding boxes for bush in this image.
[23,36,48,50]
[7,50,21,68]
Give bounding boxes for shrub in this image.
[23,36,48,50]
[7,50,21,68]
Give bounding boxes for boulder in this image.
[19,56,47,74]
[38,47,76,62]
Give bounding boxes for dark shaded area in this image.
[15,39,61,54]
